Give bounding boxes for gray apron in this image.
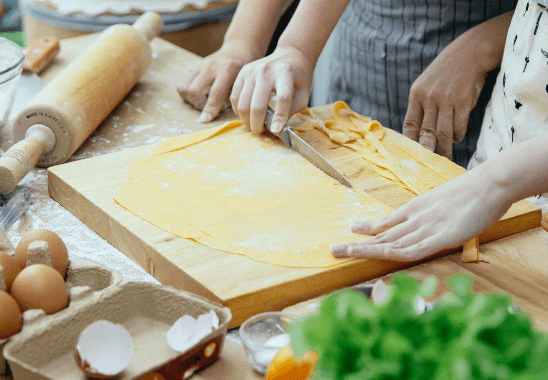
[325,0,518,167]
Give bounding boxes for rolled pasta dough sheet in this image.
[115,102,479,267]
[115,124,394,268]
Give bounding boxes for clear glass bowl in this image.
[0,37,24,131]
[239,311,296,374]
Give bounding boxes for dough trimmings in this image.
[292,102,482,263]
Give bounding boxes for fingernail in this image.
[271,121,283,133]
[199,112,212,123]
[330,244,347,256]
[350,221,367,233]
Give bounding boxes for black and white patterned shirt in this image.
[469,0,548,212]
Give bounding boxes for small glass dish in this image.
[0,37,24,131]
[239,311,296,374]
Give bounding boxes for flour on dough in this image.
[115,102,479,267]
[115,122,394,268]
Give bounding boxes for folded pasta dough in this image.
[293,102,483,263]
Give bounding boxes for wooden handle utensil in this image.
[23,36,60,75]
[0,12,164,194]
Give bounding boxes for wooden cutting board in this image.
[47,107,541,328]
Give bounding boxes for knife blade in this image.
[265,106,352,188]
[9,37,59,120]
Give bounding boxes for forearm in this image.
[223,0,296,57]
[277,0,351,65]
[459,11,514,73]
[477,135,548,206]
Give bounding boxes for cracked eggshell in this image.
[0,258,122,377]
[4,282,231,379]
[75,320,134,379]
[166,310,219,353]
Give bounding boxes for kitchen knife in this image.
[265,106,352,188]
[9,37,59,120]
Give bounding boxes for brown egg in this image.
[15,229,69,278]
[0,251,22,293]
[11,264,69,314]
[0,290,22,339]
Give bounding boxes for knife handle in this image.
[265,106,292,147]
[23,37,60,75]
[264,106,275,132]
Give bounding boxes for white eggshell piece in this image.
[167,310,219,353]
[76,320,134,377]
[195,310,219,331]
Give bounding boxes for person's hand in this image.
[402,36,490,160]
[330,166,511,262]
[177,40,261,123]
[230,45,314,133]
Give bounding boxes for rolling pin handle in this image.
[0,124,56,194]
[132,12,164,41]
[25,124,56,153]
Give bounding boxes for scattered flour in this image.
[130,124,156,134]
[12,167,158,284]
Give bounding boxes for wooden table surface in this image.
[2,33,548,380]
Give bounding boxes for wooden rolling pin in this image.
[0,12,164,194]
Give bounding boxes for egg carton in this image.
[3,277,232,379]
[0,256,122,377]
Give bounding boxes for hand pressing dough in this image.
[292,102,482,263]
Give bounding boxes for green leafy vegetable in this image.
[288,274,548,379]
